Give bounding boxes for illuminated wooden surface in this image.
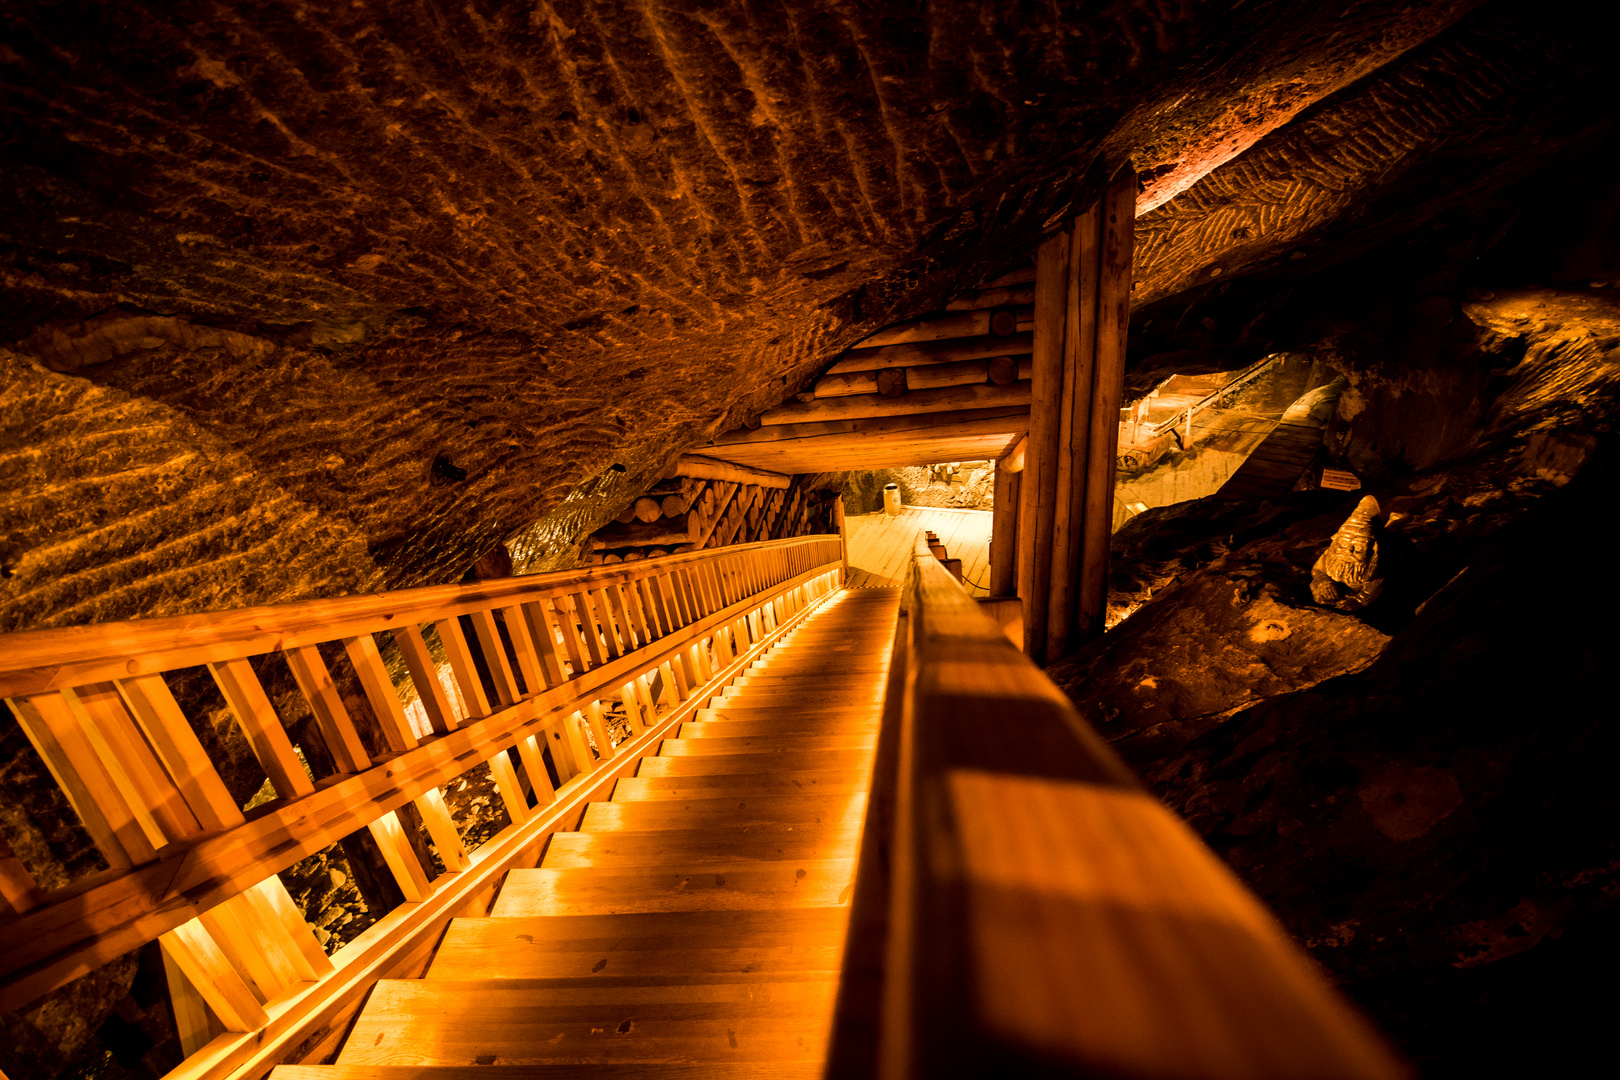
[0,535,844,1080]
[845,508,991,595]
[272,590,898,1074]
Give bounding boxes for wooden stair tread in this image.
[542,828,862,868]
[490,861,857,916]
[612,771,869,801]
[677,717,880,737]
[635,749,876,776]
[580,795,867,831]
[658,733,874,755]
[692,706,878,723]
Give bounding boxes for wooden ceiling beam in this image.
[761,381,1031,426]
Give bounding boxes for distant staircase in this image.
[1215,420,1324,500]
[271,590,899,1078]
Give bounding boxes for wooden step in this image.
[612,770,869,801]
[676,717,880,738]
[490,860,857,915]
[427,910,851,980]
[276,1064,822,1079]
[635,749,875,776]
[709,692,882,711]
[658,733,874,756]
[541,828,862,869]
[580,795,865,832]
[338,1009,832,1065]
[692,706,879,724]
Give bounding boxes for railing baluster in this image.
[413,787,470,871]
[343,632,419,751]
[7,691,153,867]
[469,610,520,707]
[520,601,568,687]
[367,809,433,901]
[208,658,315,796]
[392,625,458,734]
[284,645,371,772]
[435,619,492,721]
[500,604,545,696]
[68,682,201,846]
[117,673,246,832]
[515,734,556,805]
[486,748,530,824]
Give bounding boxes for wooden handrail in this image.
[0,534,844,1073]
[882,532,1409,1079]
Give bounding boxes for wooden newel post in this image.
[990,458,1020,597]
[1076,170,1138,641]
[1018,233,1069,662]
[833,494,849,584]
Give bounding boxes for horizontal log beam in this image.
[946,285,1035,311]
[762,381,1031,426]
[825,332,1032,375]
[714,405,1030,446]
[674,454,792,489]
[589,515,697,549]
[851,307,1032,350]
[702,410,1028,475]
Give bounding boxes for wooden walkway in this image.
[273,589,899,1078]
[845,507,992,595]
[1215,421,1323,500]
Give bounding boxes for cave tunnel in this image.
[2,1,1617,1078]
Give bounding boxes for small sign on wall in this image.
[1320,468,1362,491]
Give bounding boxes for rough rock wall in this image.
[0,0,1478,632]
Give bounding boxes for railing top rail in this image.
[888,530,1408,1079]
[0,533,833,698]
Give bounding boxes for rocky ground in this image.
[1049,289,1620,1074]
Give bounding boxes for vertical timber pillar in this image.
[1077,170,1138,641]
[989,452,1021,597]
[1018,233,1069,662]
[1045,202,1103,660]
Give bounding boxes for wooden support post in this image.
[1045,201,1102,660]
[1018,231,1069,663]
[990,461,1020,597]
[834,494,849,584]
[1078,171,1137,641]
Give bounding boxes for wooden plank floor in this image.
[846,507,992,595]
[273,589,900,1078]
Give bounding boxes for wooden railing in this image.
[0,534,844,1079]
[880,532,1410,1079]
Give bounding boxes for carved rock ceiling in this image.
[0,0,1604,630]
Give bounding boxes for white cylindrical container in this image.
[882,483,902,516]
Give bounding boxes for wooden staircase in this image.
[271,588,900,1080]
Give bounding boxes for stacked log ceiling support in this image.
[1019,171,1135,662]
[1018,233,1067,663]
[1078,173,1138,640]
